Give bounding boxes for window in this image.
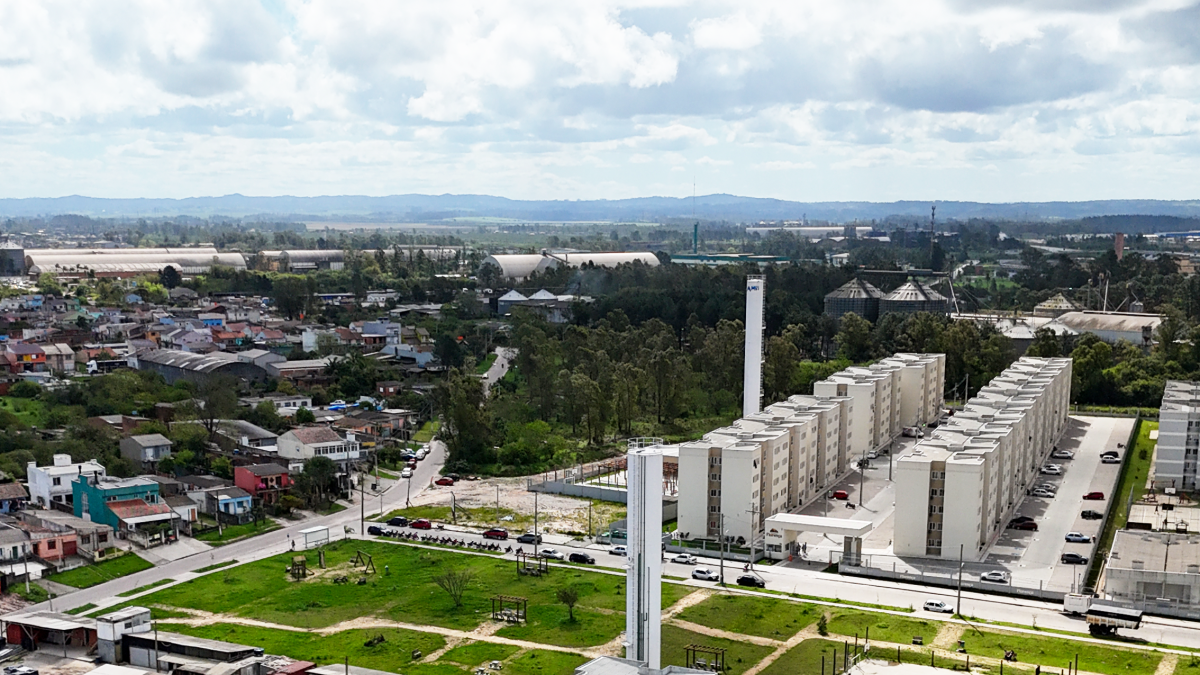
[709,505,720,513]
[47,540,56,550]
[52,477,61,486]
[928,522,942,531]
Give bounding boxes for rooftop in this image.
[1110,530,1200,574]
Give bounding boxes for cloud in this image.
[0,0,1199,201]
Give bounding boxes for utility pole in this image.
[859,456,866,506]
[534,492,539,556]
[745,502,759,569]
[496,485,500,523]
[360,469,365,535]
[588,502,593,539]
[956,543,964,616]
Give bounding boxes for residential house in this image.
[18,510,115,561]
[336,409,414,440]
[27,455,107,507]
[40,344,75,373]
[88,415,151,436]
[240,394,313,416]
[165,494,199,530]
[197,487,253,524]
[0,482,28,514]
[233,464,292,505]
[215,419,278,453]
[73,476,177,548]
[277,427,362,467]
[119,434,174,471]
[0,522,30,563]
[3,343,45,373]
[6,516,75,564]
[376,381,402,397]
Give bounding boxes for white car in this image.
[980,570,1010,583]
[400,468,413,478]
[672,553,698,565]
[1031,489,1055,498]
[1035,483,1057,492]
[1101,456,1120,464]
[610,545,628,556]
[1051,449,1075,459]
[867,451,878,460]
[903,427,925,438]
[923,600,954,613]
[538,549,565,560]
[692,567,720,581]
[1064,532,1092,543]
[1040,466,1063,475]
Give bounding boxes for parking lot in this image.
[983,415,1132,591]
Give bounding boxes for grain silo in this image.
[824,278,884,322]
[879,280,950,317]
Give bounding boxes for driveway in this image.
[482,347,514,396]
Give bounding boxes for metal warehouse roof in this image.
[826,278,883,299]
[138,349,244,373]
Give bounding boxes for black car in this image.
[736,574,766,588]
[1061,553,1089,565]
[367,525,384,536]
[568,552,596,564]
[387,516,409,527]
[516,533,543,544]
[1081,510,1104,520]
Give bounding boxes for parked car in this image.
[538,549,565,560]
[867,450,878,460]
[387,516,409,527]
[516,533,542,544]
[737,574,766,588]
[367,525,384,536]
[435,477,455,486]
[1051,449,1075,459]
[1032,489,1055,498]
[1061,552,1089,565]
[831,490,849,500]
[1040,465,1063,475]
[410,518,432,530]
[923,600,954,613]
[1083,492,1105,501]
[1065,532,1092,543]
[569,552,596,564]
[1035,483,1058,492]
[1010,521,1038,531]
[483,528,509,540]
[1100,450,1119,458]
[692,567,720,581]
[406,461,417,470]
[1081,510,1104,520]
[672,553,698,565]
[1101,456,1121,464]
[1010,515,1034,524]
[610,545,628,556]
[400,468,413,478]
[415,449,427,460]
[903,427,924,438]
[980,570,1010,583]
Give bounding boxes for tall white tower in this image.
[625,439,663,669]
[743,275,766,417]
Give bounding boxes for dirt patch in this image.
[413,477,627,535]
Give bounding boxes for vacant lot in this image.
[960,627,1161,675]
[824,608,939,646]
[50,553,153,588]
[758,639,846,675]
[660,624,774,675]
[675,593,819,639]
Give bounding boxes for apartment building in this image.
[1157,381,1200,491]
[894,356,1072,560]
[678,352,945,546]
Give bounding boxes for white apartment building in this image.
[894,356,1072,560]
[678,352,945,546]
[1157,381,1200,491]
[27,454,107,507]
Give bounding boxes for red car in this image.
[1011,521,1038,531]
[435,477,455,486]
[1083,492,1105,500]
[483,528,509,540]
[831,490,849,500]
[410,518,432,530]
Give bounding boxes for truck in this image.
[1064,595,1143,636]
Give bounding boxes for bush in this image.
[817,614,828,636]
[9,381,42,399]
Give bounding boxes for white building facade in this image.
[894,356,1072,560]
[27,455,107,507]
[1157,380,1200,491]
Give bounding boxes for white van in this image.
[415,448,427,460]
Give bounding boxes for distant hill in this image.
[2,193,1200,223]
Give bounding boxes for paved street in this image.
[482,347,514,396]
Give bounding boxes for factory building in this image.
[677,352,945,546]
[894,356,1072,560]
[479,251,659,281]
[25,248,246,280]
[824,278,884,323]
[1156,380,1200,491]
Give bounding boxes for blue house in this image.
[204,486,254,524]
[73,476,177,547]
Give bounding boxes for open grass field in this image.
[960,627,1161,675]
[413,421,440,444]
[136,540,689,645]
[660,624,774,675]
[503,650,587,675]
[118,578,174,597]
[0,397,45,427]
[824,608,939,646]
[758,639,846,675]
[50,553,153,588]
[440,642,521,667]
[675,593,819,639]
[1176,655,1200,675]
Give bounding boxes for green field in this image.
[660,624,774,675]
[0,397,45,427]
[676,593,819,639]
[50,553,153,588]
[504,650,587,675]
[759,639,846,675]
[118,578,175,597]
[1176,655,1200,675]
[196,519,281,544]
[960,628,1160,675]
[194,560,238,574]
[825,608,939,646]
[440,642,521,667]
[413,421,440,444]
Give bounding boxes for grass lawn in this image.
[1089,419,1156,588]
[676,593,819,639]
[195,560,238,574]
[66,603,97,615]
[960,627,1160,675]
[13,582,50,603]
[1176,655,1200,675]
[413,421,440,444]
[504,650,587,675]
[759,638,845,675]
[660,624,774,675]
[477,353,498,374]
[50,553,153,588]
[824,608,939,646]
[138,541,637,638]
[440,642,521,667]
[196,519,281,544]
[118,578,175,597]
[163,623,444,673]
[320,502,348,515]
[0,397,45,427]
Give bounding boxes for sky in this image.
[3,0,1200,203]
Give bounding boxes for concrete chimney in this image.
[743,275,765,417]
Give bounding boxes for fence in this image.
[837,554,1070,603]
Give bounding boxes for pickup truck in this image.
[1064,594,1143,636]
